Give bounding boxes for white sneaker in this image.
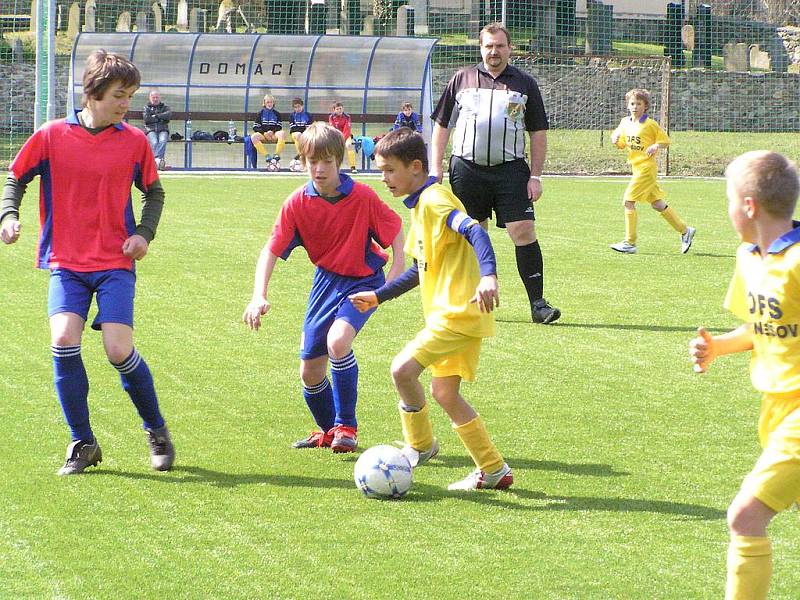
[448,462,513,491]
[610,240,637,254]
[400,438,439,468]
[681,226,696,254]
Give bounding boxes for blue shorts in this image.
[48,268,136,331]
[301,267,384,360]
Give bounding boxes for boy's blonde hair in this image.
[262,94,274,105]
[298,122,345,164]
[625,88,651,109]
[82,49,140,107]
[726,151,800,219]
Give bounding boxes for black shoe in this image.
[145,425,175,471]
[531,298,561,324]
[58,438,102,475]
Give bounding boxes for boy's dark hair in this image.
[375,128,428,172]
[479,22,512,46]
[332,101,343,109]
[82,49,140,107]
[625,88,651,109]
[401,102,413,110]
[292,97,304,106]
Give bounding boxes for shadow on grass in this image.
[423,455,629,477]
[494,319,727,334]
[95,466,723,518]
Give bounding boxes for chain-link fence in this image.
[2,1,799,174]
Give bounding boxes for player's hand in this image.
[122,234,149,260]
[0,218,21,244]
[689,326,716,373]
[528,178,543,202]
[646,143,660,157]
[610,133,620,145]
[470,275,499,313]
[348,291,378,313]
[243,297,271,330]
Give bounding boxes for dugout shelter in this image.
[69,33,438,171]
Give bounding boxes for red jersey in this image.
[328,112,352,139]
[269,174,401,277]
[10,112,159,271]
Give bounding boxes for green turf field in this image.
[1,175,799,598]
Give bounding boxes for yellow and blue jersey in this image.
[612,115,670,175]
[404,182,494,338]
[725,224,800,395]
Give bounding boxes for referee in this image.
[429,22,560,325]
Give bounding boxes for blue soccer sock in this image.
[302,377,335,432]
[112,349,164,431]
[52,345,93,441]
[331,350,358,428]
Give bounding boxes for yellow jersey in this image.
[612,115,670,175]
[404,182,494,338]
[724,226,800,394]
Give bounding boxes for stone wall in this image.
[2,57,797,134]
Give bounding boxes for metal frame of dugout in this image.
[70,32,438,171]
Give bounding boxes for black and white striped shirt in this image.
[432,63,548,167]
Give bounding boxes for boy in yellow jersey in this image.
[689,151,800,600]
[610,88,695,254]
[349,128,512,491]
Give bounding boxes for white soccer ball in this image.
[289,158,304,172]
[354,444,413,499]
[266,159,279,172]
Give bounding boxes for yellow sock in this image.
[292,132,302,156]
[725,535,771,600]
[275,137,286,156]
[453,415,504,474]
[660,205,687,234]
[399,402,434,452]
[347,148,357,169]
[252,139,267,156]
[624,208,637,244]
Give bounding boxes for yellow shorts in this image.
[402,326,482,382]
[740,392,800,512]
[623,172,666,203]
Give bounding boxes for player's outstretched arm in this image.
[348,291,378,313]
[243,246,278,331]
[689,324,753,373]
[385,230,406,283]
[429,123,450,183]
[0,218,21,244]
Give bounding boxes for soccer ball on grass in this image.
[354,445,413,499]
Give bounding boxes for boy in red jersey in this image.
[0,50,174,475]
[328,101,358,174]
[243,122,404,452]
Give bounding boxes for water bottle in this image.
[227,119,236,143]
[185,118,192,140]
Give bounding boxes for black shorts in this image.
[289,126,308,135]
[449,156,533,228]
[254,124,282,134]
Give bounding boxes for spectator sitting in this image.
[252,94,286,170]
[143,89,171,170]
[393,102,423,133]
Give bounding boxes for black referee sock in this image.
[515,241,544,305]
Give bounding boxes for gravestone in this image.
[396,5,413,37]
[67,2,81,37]
[11,38,24,63]
[189,7,207,32]
[136,10,149,31]
[362,13,373,35]
[84,0,96,31]
[749,44,771,70]
[116,11,132,31]
[723,42,749,72]
[408,0,427,35]
[152,2,162,31]
[177,0,189,31]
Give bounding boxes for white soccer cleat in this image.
[448,462,513,491]
[610,240,637,254]
[681,226,696,254]
[400,438,439,468]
